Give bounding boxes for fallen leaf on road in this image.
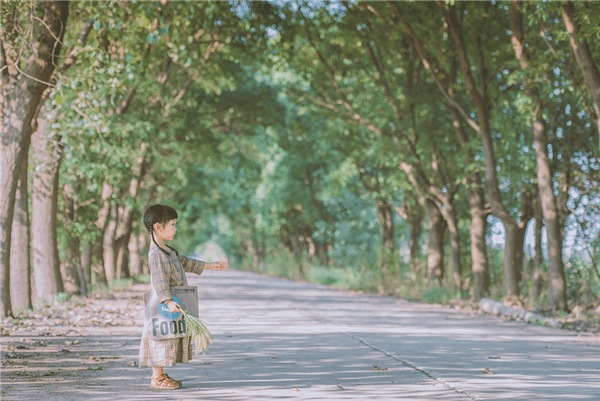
[488,356,501,359]
[337,383,344,390]
[480,365,506,374]
[292,388,301,391]
[372,365,388,370]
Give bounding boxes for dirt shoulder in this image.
[0,283,149,401]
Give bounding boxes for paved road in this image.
[5,269,600,400]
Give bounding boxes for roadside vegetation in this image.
[1,2,599,326]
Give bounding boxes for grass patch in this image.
[420,286,454,305]
[237,250,464,306]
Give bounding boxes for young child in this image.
[139,204,228,390]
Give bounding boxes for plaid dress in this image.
[139,245,205,367]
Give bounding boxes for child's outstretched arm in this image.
[205,261,229,271]
[178,256,229,275]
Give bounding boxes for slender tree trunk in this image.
[10,136,32,313]
[245,236,257,269]
[515,189,534,287]
[422,198,446,283]
[62,184,82,296]
[31,117,65,304]
[446,209,462,293]
[139,232,149,275]
[376,199,395,251]
[115,201,133,280]
[376,198,395,279]
[562,2,600,148]
[0,1,69,317]
[533,198,544,300]
[115,148,146,279]
[129,230,141,277]
[316,241,329,266]
[103,201,118,282]
[511,2,568,310]
[81,241,92,289]
[251,225,261,266]
[376,198,395,289]
[407,217,423,274]
[93,183,113,285]
[502,221,522,297]
[533,121,566,309]
[394,200,424,274]
[115,213,131,280]
[259,231,267,264]
[468,182,490,300]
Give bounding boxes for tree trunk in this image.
[316,241,329,267]
[511,2,568,310]
[502,221,522,297]
[10,137,32,313]
[394,199,424,274]
[129,230,141,277]
[251,225,261,266]
[422,198,446,283]
[30,117,65,304]
[0,1,69,317]
[103,201,118,282]
[92,182,113,285]
[376,198,395,289]
[407,217,423,274]
[139,232,149,275]
[533,197,544,300]
[468,181,490,300]
[376,199,395,251]
[115,214,131,280]
[81,241,92,289]
[446,209,462,294]
[562,2,600,148]
[61,184,82,296]
[246,237,257,269]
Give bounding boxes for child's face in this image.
[156,219,177,241]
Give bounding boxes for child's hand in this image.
[167,301,181,313]
[207,261,229,271]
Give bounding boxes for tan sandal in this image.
[164,374,182,387]
[150,374,182,390]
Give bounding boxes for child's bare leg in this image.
[152,367,164,377]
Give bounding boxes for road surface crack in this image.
[297,309,484,401]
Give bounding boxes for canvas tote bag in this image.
[143,285,199,340]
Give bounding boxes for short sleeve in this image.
[149,250,173,303]
[178,255,205,275]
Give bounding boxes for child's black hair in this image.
[143,204,179,256]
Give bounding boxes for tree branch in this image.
[385,1,482,135]
[163,37,221,117]
[58,17,94,73]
